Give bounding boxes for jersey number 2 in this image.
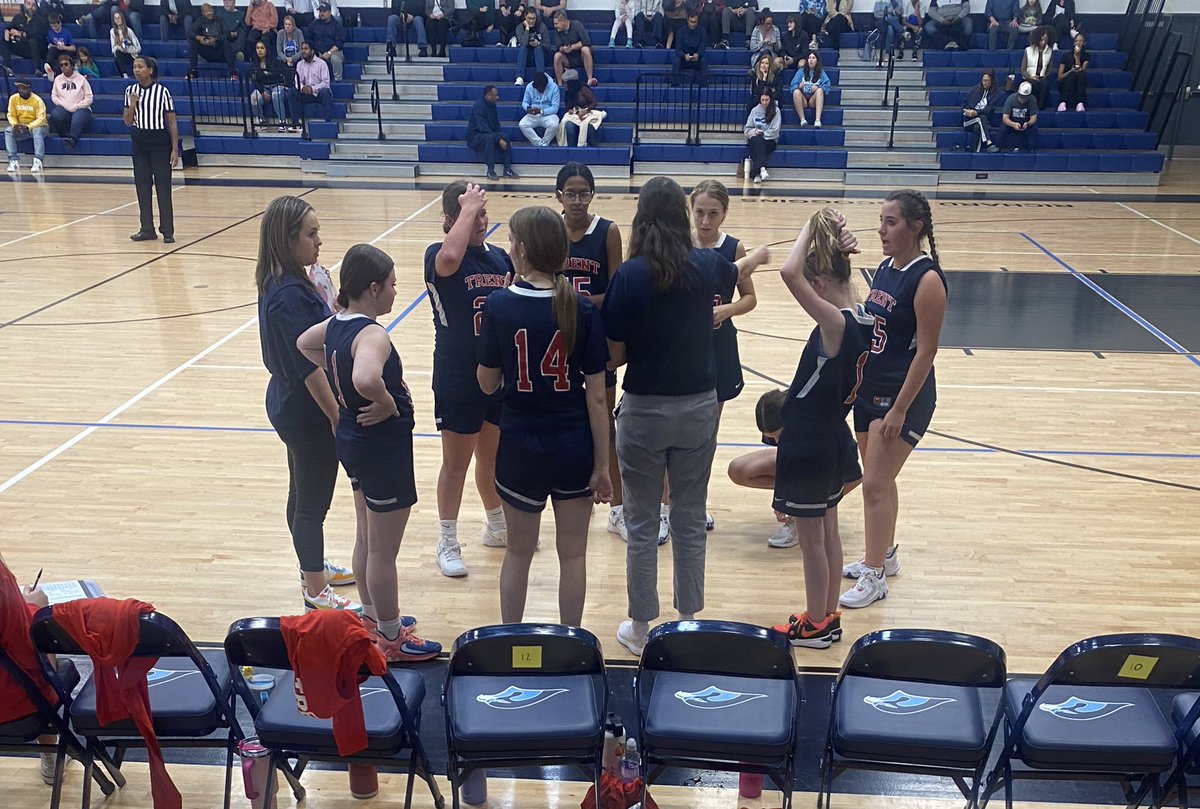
[514,329,570,393]
[472,296,488,337]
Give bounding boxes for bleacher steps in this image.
[354,84,440,101]
[309,158,420,177]
[939,169,1159,187]
[839,88,927,106]
[340,121,427,138]
[421,162,631,179]
[844,129,933,146]
[842,108,932,127]
[845,170,939,187]
[348,101,433,119]
[330,141,420,160]
[634,162,848,183]
[846,149,939,168]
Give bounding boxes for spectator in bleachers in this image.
[559,84,604,144]
[822,0,854,51]
[425,0,453,58]
[496,2,522,44]
[718,0,756,49]
[518,70,559,145]
[467,84,517,179]
[744,89,779,182]
[2,0,48,77]
[78,0,145,41]
[1056,31,1087,111]
[634,0,663,48]
[797,0,822,51]
[514,8,547,84]
[985,0,1019,50]
[285,0,324,30]
[696,0,720,46]
[923,0,971,51]
[662,0,686,49]
[884,0,923,61]
[532,0,566,25]
[998,79,1037,151]
[388,0,429,57]
[77,45,102,77]
[674,12,706,74]
[110,10,140,77]
[5,77,47,172]
[463,0,494,47]
[1019,24,1051,108]
[779,14,805,67]
[748,11,781,69]
[250,39,299,129]
[790,49,828,127]
[552,12,596,87]
[159,0,195,41]
[609,0,634,47]
[43,14,77,76]
[217,0,247,61]
[1016,0,1041,38]
[308,3,344,80]
[188,4,237,78]
[296,40,332,120]
[1041,0,1075,48]
[961,67,1000,151]
[748,51,779,113]
[244,0,276,51]
[49,54,92,147]
[277,14,304,67]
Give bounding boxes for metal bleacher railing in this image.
[633,73,746,147]
[1118,0,1193,157]
[185,66,254,139]
[369,78,385,140]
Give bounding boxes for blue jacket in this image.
[674,23,706,56]
[790,67,831,94]
[521,79,560,114]
[984,0,1019,22]
[307,16,346,54]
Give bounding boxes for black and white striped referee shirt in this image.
[124,82,174,131]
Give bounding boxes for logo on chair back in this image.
[476,685,568,710]
[863,690,957,715]
[673,685,769,710]
[145,668,200,688]
[1038,696,1134,721]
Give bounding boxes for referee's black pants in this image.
[131,129,174,238]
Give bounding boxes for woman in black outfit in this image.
[779,14,805,68]
[249,39,298,131]
[747,52,779,114]
[123,56,178,243]
[1056,32,1088,111]
[425,0,453,57]
[961,68,1001,152]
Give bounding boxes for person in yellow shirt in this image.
[6,78,47,173]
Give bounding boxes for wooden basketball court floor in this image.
[2,166,1200,808]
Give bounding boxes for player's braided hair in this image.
[884,189,940,268]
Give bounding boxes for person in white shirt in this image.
[609,0,634,47]
[1019,24,1052,108]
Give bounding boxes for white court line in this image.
[1115,201,1200,246]
[0,194,441,496]
[937,249,1200,258]
[0,199,141,250]
[940,383,1200,396]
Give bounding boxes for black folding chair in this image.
[635,620,801,809]
[982,633,1200,809]
[31,605,242,809]
[224,616,444,809]
[820,628,1006,809]
[443,623,607,809]
[1163,692,1200,807]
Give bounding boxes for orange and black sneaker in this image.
[786,610,843,641]
[776,612,837,649]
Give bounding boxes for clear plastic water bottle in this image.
[619,738,641,784]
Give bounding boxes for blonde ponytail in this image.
[551,272,578,353]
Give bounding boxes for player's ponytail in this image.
[510,206,577,352]
[629,176,692,293]
[885,188,939,267]
[551,272,578,353]
[337,244,394,309]
[803,207,851,287]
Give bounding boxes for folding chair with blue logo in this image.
[224,617,444,809]
[982,633,1200,809]
[819,629,1006,809]
[1163,691,1200,807]
[635,621,801,809]
[443,623,608,809]
[31,606,243,809]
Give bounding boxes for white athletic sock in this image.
[863,565,884,578]
[485,506,506,532]
[661,503,671,518]
[377,617,403,641]
[439,520,457,543]
[361,603,377,622]
[631,620,650,638]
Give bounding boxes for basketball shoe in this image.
[303,585,362,615]
[842,545,900,578]
[376,627,441,663]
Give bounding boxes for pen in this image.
[31,568,43,590]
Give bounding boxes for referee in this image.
[123,56,179,244]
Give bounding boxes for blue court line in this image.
[1020,232,1200,368]
[384,222,503,332]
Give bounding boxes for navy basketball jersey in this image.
[423,241,514,394]
[712,232,740,264]
[859,254,947,403]
[478,282,608,433]
[710,233,741,334]
[324,314,416,435]
[782,306,875,430]
[564,215,613,298]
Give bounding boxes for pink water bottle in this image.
[738,771,764,798]
[238,737,275,809]
[348,764,379,799]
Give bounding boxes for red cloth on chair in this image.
[53,597,182,809]
[0,564,56,725]
[581,771,660,809]
[280,610,387,756]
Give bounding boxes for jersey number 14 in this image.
[514,328,570,393]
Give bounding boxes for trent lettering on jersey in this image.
[324,314,415,438]
[781,307,874,429]
[424,241,514,394]
[563,215,613,297]
[859,255,947,399]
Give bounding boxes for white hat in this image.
[1018,81,1033,97]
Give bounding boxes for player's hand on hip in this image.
[357,400,399,427]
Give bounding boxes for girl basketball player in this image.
[766,209,872,648]
[841,189,948,609]
[256,195,357,613]
[555,163,627,541]
[297,245,440,662]
[477,207,614,626]
[424,181,514,578]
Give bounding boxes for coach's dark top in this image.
[603,248,737,396]
[783,306,874,429]
[258,275,331,435]
[564,215,613,298]
[324,313,415,440]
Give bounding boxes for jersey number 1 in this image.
[514,329,570,393]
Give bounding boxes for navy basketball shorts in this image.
[852,392,936,448]
[339,430,418,513]
[496,427,594,513]
[434,387,502,435]
[772,423,853,519]
[842,429,863,485]
[714,329,745,403]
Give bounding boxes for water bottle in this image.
[602,714,625,774]
[237,737,276,809]
[246,671,276,708]
[347,764,379,799]
[739,771,764,798]
[460,767,488,805]
[619,738,641,784]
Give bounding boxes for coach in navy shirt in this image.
[466,85,518,181]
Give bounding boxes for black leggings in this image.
[281,425,339,573]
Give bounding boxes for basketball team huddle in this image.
[255,169,947,664]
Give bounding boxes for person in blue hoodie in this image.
[518,71,560,146]
[467,85,519,180]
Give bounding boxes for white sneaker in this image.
[814,120,822,128]
[617,620,647,656]
[31,158,42,173]
[705,513,714,531]
[7,159,17,172]
[437,538,468,577]
[303,584,362,615]
[767,520,798,548]
[514,76,524,85]
[657,514,669,545]
[40,752,56,785]
[799,118,808,126]
[840,570,888,609]
[758,168,768,182]
[753,173,762,184]
[842,545,900,578]
[481,524,508,547]
[608,507,628,541]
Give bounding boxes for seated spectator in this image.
[425,0,453,58]
[388,0,430,57]
[883,0,923,60]
[2,0,48,78]
[5,77,47,173]
[188,4,237,78]
[466,84,518,179]
[250,39,299,129]
[308,3,345,81]
[295,40,333,120]
[43,14,77,77]
[697,0,720,47]
[285,0,326,30]
[748,11,781,69]
[552,12,596,87]
[1056,31,1087,111]
[245,0,277,52]
[790,50,829,127]
[674,13,707,75]
[533,0,566,25]
[160,0,196,42]
[986,0,1019,50]
[514,8,548,84]
[277,15,305,68]
[497,2,523,43]
[110,10,141,78]
[961,67,1000,152]
[779,14,804,67]
[1020,24,1052,108]
[519,71,559,145]
[78,0,145,41]
[822,0,853,50]
[923,0,971,50]
[1016,0,1041,38]
[1042,0,1076,48]
[797,0,822,50]
[217,0,247,61]
[49,55,93,148]
[744,89,780,183]
[558,84,604,144]
[748,52,779,112]
[719,0,756,49]
[662,0,687,49]
[998,79,1037,151]
[634,0,664,49]
[77,46,102,78]
[463,0,494,47]
[609,0,634,47]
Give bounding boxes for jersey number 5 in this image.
[514,328,570,393]
[870,315,888,353]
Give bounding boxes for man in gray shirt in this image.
[552,11,596,87]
